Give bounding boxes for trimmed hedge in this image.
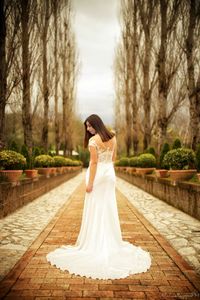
[129,157,139,167]
[172,138,182,149]
[196,144,200,172]
[53,156,66,167]
[0,150,26,170]
[116,157,130,167]
[34,155,54,168]
[160,142,170,167]
[162,148,196,170]
[137,153,157,168]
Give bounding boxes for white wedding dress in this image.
[46,137,151,279]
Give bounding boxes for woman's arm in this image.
[86,143,98,193]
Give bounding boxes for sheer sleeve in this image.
[88,139,98,150]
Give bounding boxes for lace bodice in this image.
[88,138,115,163]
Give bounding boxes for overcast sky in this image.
[72,0,121,126]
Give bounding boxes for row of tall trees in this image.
[0,0,78,155]
[115,0,200,155]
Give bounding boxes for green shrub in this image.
[160,142,170,167]
[118,157,130,166]
[172,138,182,149]
[21,144,32,169]
[63,158,82,166]
[137,153,157,168]
[78,147,90,167]
[0,150,26,170]
[129,156,139,167]
[53,156,66,167]
[9,141,19,152]
[34,155,54,168]
[40,147,45,154]
[195,144,200,172]
[162,148,196,170]
[64,158,74,166]
[70,160,82,166]
[48,151,55,157]
[32,146,41,157]
[114,160,120,166]
[145,147,156,156]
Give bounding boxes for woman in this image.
[46,114,151,279]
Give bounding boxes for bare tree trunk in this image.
[42,0,50,153]
[21,0,32,150]
[62,21,69,157]
[138,0,154,150]
[124,43,132,157]
[132,0,139,154]
[53,0,59,155]
[156,0,183,153]
[0,0,6,148]
[123,1,132,156]
[143,40,151,150]
[186,0,200,149]
[157,0,167,153]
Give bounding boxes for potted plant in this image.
[0,150,26,183]
[34,154,54,177]
[114,157,130,172]
[53,156,66,174]
[154,169,169,178]
[63,158,72,172]
[129,156,139,174]
[162,148,197,181]
[135,153,156,175]
[22,147,38,179]
[69,159,82,171]
[24,156,38,179]
[196,144,200,182]
[114,160,120,170]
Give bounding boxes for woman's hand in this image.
[86,183,93,193]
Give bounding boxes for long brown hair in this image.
[84,114,115,148]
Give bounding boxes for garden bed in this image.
[0,167,82,218]
[116,169,200,221]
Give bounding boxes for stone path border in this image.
[0,182,200,299]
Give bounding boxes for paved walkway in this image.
[0,173,200,299]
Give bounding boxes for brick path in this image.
[0,182,200,300]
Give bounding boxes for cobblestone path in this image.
[116,177,200,276]
[0,172,85,281]
[0,172,199,299]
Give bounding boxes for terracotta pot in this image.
[126,167,136,174]
[63,166,68,172]
[71,166,78,171]
[36,168,51,177]
[50,167,57,175]
[56,167,64,174]
[0,170,23,182]
[136,168,155,175]
[197,173,200,182]
[168,169,197,181]
[25,169,38,179]
[65,166,72,172]
[155,169,169,178]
